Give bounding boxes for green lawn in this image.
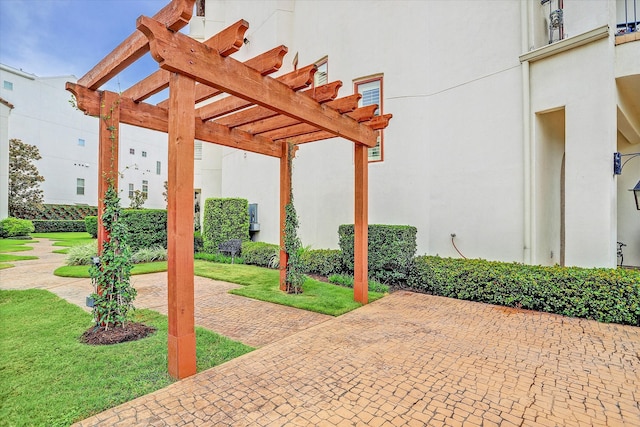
[0,289,254,427]
[0,238,38,269]
[32,232,94,254]
[194,261,386,316]
[54,261,168,277]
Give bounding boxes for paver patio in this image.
[1,239,639,426]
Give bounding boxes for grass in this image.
[0,289,254,427]
[0,238,38,269]
[32,232,94,254]
[194,260,386,316]
[54,261,168,277]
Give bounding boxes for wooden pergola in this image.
[66,0,391,379]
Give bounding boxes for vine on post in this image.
[284,143,306,294]
[89,97,136,330]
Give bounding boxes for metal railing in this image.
[617,0,638,35]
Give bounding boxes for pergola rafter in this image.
[67,0,391,380]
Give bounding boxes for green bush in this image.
[407,256,640,326]
[195,252,244,264]
[121,209,167,252]
[328,273,390,293]
[194,231,204,253]
[66,241,98,266]
[131,246,167,263]
[300,249,344,276]
[339,224,417,285]
[32,220,86,233]
[0,217,35,238]
[202,198,250,254]
[241,241,279,268]
[85,216,98,238]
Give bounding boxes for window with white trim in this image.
[156,161,161,175]
[194,141,202,160]
[355,77,383,162]
[129,148,135,155]
[78,138,85,147]
[128,183,134,198]
[76,178,85,195]
[314,59,328,87]
[3,80,13,90]
[142,180,148,197]
[142,151,147,157]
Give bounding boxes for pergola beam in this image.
[137,16,378,147]
[78,0,195,90]
[66,83,281,157]
[196,64,317,121]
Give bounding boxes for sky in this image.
[0,0,174,92]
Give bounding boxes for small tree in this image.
[129,189,147,209]
[8,138,44,218]
[90,184,136,329]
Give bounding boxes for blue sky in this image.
[0,0,171,92]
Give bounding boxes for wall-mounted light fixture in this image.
[632,180,640,211]
[243,37,250,45]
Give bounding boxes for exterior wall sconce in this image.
[633,180,640,211]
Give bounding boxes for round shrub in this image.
[0,217,35,238]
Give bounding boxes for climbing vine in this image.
[284,143,305,294]
[89,98,136,329]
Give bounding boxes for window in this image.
[142,180,148,197]
[355,76,383,162]
[78,138,85,147]
[194,141,202,160]
[128,183,134,198]
[314,59,328,87]
[3,80,13,90]
[76,178,85,195]
[142,151,147,157]
[156,161,161,175]
[129,148,135,155]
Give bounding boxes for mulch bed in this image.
[81,322,157,345]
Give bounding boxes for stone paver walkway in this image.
[2,239,640,426]
[0,239,330,347]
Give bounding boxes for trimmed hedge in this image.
[241,241,279,268]
[85,211,167,251]
[85,216,98,238]
[0,217,34,237]
[121,209,167,252]
[32,220,86,233]
[301,249,344,276]
[202,198,250,254]
[339,224,417,284]
[407,256,640,326]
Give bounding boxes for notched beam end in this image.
[65,82,101,116]
[167,0,197,32]
[366,113,393,130]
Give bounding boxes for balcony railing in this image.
[617,0,638,35]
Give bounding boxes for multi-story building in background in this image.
[189,0,640,268]
[0,64,168,213]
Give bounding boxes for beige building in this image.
[190,0,640,268]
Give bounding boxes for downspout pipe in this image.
[521,0,533,264]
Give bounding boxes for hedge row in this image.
[407,256,640,326]
[339,224,417,284]
[241,241,279,268]
[85,209,167,252]
[32,220,86,233]
[300,249,343,276]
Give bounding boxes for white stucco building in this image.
[190,0,640,268]
[0,64,168,213]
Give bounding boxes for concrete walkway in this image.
[2,239,640,426]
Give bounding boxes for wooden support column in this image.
[166,72,196,379]
[279,142,291,291]
[354,143,369,304]
[97,91,120,254]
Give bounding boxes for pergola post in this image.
[354,143,368,304]
[279,141,291,291]
[97,91,120,254]
[166,72,196,379]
